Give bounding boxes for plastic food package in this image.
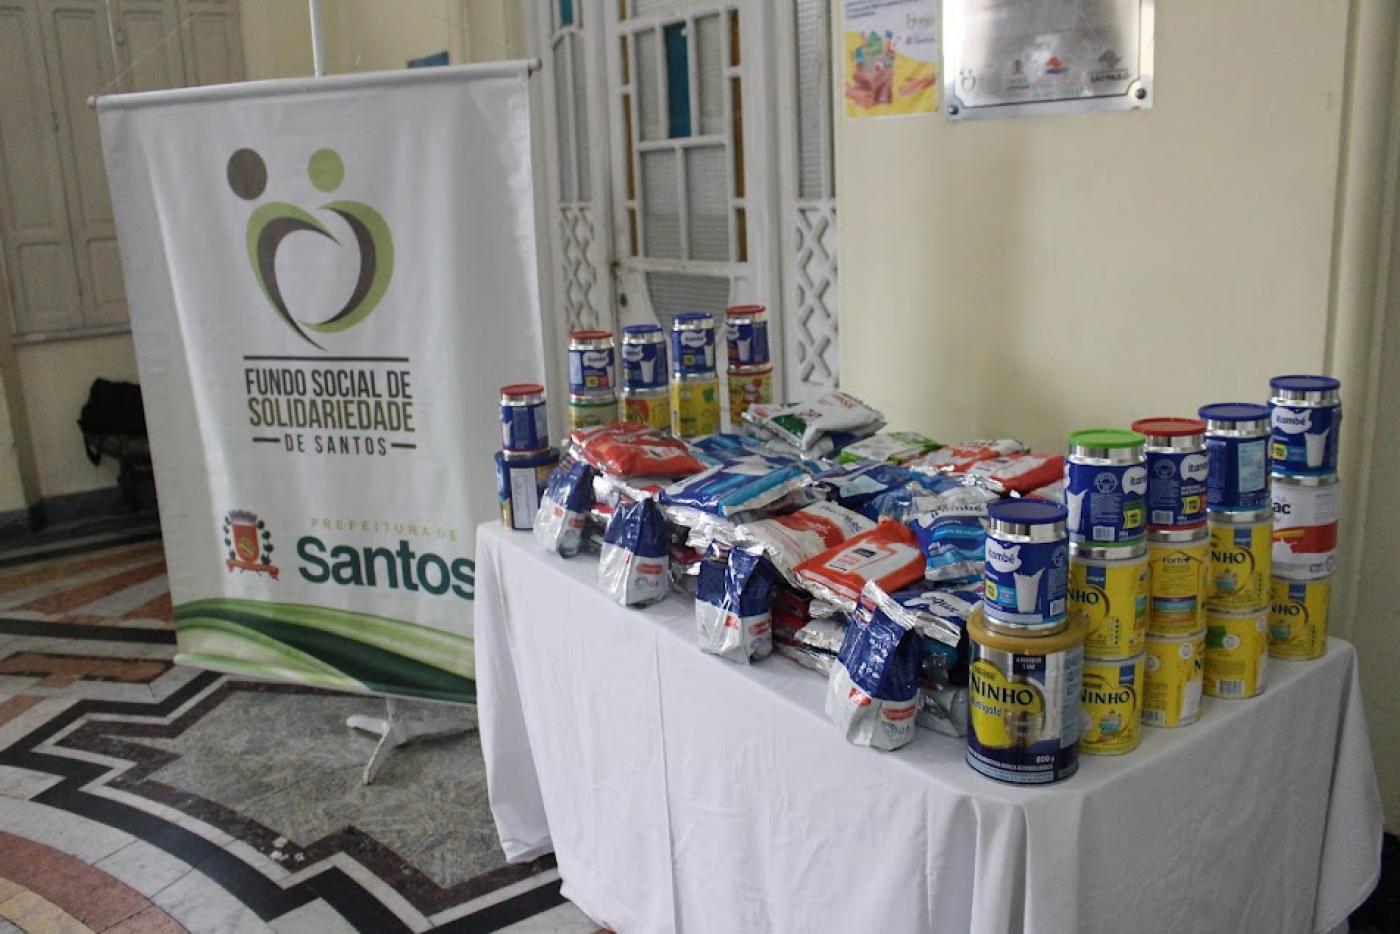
[659,458,809,519]
[696,545,775,663]
[734,501,874,586]
[570,424,707,478]
[907,439,1026,475]
[962,453,1066,495]
[910,511,989,583]
[534,458,596,557]
[1024,479,1065,503]
[813,463,921,520]
[598,498,671,607]
[885,584,977,734]
[691,433,770,466]
[774,639,839,675]
[742,392,885,451]
[787,617,848,654]
[837,431,942,465]
[825,581,923,751]
[794,520,925,613]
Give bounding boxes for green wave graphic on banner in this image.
[174,598,475,704]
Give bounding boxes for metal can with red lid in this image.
[1132,417,1209,530]
[499,383,548,454]
[725,304,770,368]
[568,330,616,395]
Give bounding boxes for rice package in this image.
[598,498,671,607]
[908,439,1026,475]
[836,431,942,466]
[743,392,885,451]
[794,520,925,613]
[659,458,809,519]
[571,424,706,478]
[962,453,1065,495]
[533,458,596,557]
[910,510,989,583]
[825,581,923,751]
[696,545,775,663]
[734,501,873,586]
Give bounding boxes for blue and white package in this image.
[659,458,808,518]
[690,433,771,466]
[910,510,988,582]
[825,581,923,751]
[888,584,979,737]
[533,458,596,557]
[813,463,920,519]
[696,545,775,663]
[598,498,671,606]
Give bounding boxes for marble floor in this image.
[0,540,600,933]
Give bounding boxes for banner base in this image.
[347,696,476,785]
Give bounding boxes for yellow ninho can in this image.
[1269,576,1331,661]
[622,387,671,432]
[670,374,720,439]
[1079,653,1144,755]
[1148,527,1209,636]
[1143,630,1205,728]
[1206,508,1272,612]
[1204,608,1269,699]
[1069,542,1149,659]
[728,364,773,425]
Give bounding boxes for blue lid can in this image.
[621,324,668,390]
[671,312,716,377]
[1269,375,1341,475]
[983,499,1069,631]
[1200,403,1271,510]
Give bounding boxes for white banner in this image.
[98,64,545,703]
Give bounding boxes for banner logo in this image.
[224,510,280,578]
[227,147,395,349]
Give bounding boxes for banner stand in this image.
[347,697,476,785]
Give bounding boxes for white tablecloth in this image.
[475,522,1383,934]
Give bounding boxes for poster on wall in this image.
[842,0,940,117]
[943,0,1154,121]
[97,64,545,703]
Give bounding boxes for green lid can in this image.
[1068,428,1146,464]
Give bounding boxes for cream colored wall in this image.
[0,378,27,513]
[239,0,314,78]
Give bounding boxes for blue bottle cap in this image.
[1198,402,1270,423]
[1269,374,1340,393]
[987,499,1068,526]
[624,323,662,335]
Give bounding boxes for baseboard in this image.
[0,486,139,540]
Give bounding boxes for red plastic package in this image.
[570,424,707,478]
[962,453,1065,495]
[909,439,1025,475]
[794,520,925,612]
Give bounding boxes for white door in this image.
[174,0,244,87]
[110,0,186,92]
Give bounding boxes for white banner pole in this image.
[309,0,327,77]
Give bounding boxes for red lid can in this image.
[725,304,766,318]
[569,329,612,342]
[1131,417,1206,437]
[500,382,545,397]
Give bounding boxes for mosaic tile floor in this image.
[0,540,599,933]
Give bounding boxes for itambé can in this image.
[621,324,668,391]
[1131,417,1208,530]
[1200,403,1271,512]
[499,383,548,454]
[1064,429,1148,548]
[568,330,616,395]
[1269,374,1341,476]
[495,447,559,531]
[725,304,770,367]
[671,312,717,377]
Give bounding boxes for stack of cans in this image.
[1267,375,1341,663]
[1132,417,1209,728]
[567,329,619,431]
[725,304,773,425]
[669,312,720,438]
[1063,428,1149,756]
[496,383,559,531]
[620,324,670,431]
[1199,402,1273,700]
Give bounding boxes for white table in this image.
[474,522,1383,934]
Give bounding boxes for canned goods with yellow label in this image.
[1069,542,1149,659]
[728,364,773,425]
[1207,508,1272,612]
[1204,608,1269,699]
[1143,630,1205,727]
[671,375,720,438]
[568,393,618,432]
[1148,527,1210,636]
[1269,576,1331,661]
[1080,654,1144,755]
[622,387,671,432]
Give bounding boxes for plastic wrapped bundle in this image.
[598,498,671,607]
[534,458,596,557]
[910,511,989,583]
[794,520,925,613]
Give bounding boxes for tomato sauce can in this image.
[1069,540,1150,659]
[1271,472,1339,581]
[1064,429,1148,548]
[621,324,668,391]
[1205,608,1269,699]
[568,330,616,395]
[1147,526,1210,636]
[1269,374,1341,476]
[1143,630,1205,727]
[1206,508,1272,612]
[499,383,548,454]
[725,304,770,367]
[1269,576,1330,661]
[1200,403,1271,512]
[1131,417,1208,530]
[1079,653,1144,755]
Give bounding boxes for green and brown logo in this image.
[227,147,394,349]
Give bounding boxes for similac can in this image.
[670,373,720,438]
[499,383,548,454]
[671,311,717,377]
[1147,526,1210,636]
[728,364,773,425]
[1204,608,1269,698]
[568,330,616,395]
[1200,403,1271,512]
[1269,374,1341,476]
[567,393,618,432]
[1271,472,1339,581]
[1206,508,1272,611]
[1079,654,1144,755]
[725,304,770,367]
[1131,417,1208,530]
[1143,630,1205,728]
[495,448,559,531]
[622,386,671,431]
[621,324,669,391]
[965,612,1085,785]
[1269,576,1331,661]
[1069,540,1150,658]
[1064,429,1148,548]
[982,500,1070,634]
